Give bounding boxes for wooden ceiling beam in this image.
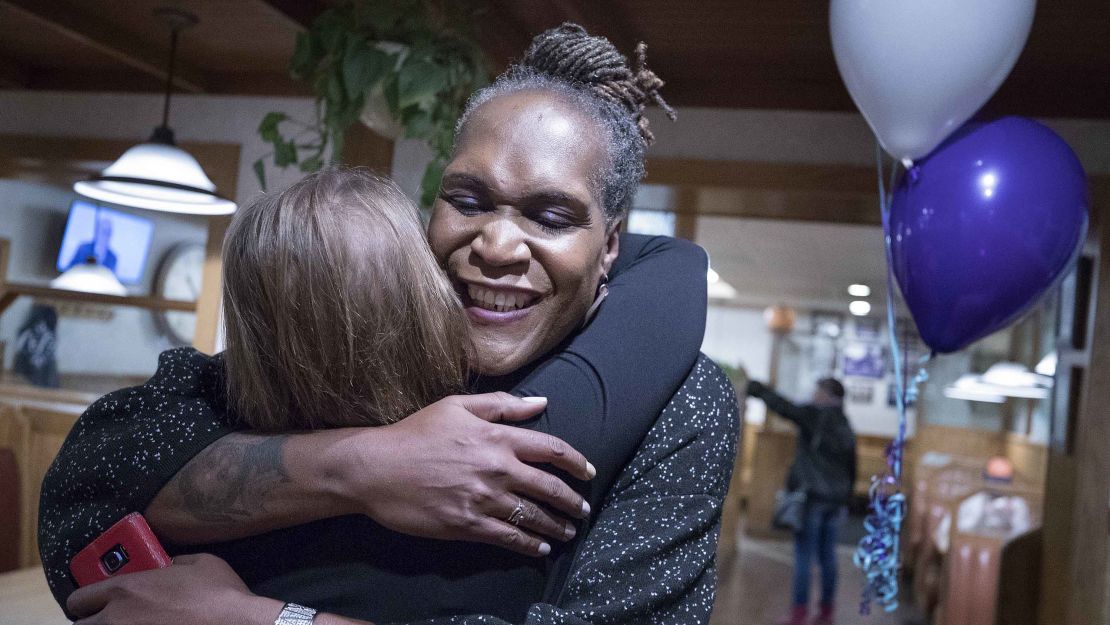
[0,0,209,93]
[645,158,877,194]
[256,0,323,32]
[0,54,31,88]
[684,187,881,226]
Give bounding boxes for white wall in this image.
[702,302,918,438]
[700,305,772,426]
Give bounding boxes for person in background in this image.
[747,378,857,625]
[67,214,117,272]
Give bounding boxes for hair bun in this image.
[520,22,675,145]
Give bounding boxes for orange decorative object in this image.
[763,305,796,333]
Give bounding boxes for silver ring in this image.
[507,499,526,526]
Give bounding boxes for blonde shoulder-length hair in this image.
[221,168,469,432]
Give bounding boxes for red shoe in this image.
[774,605,808,625]
[810,602,835,625]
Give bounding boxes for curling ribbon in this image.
[853,144,930,614]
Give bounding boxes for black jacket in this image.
[748,381,857,505]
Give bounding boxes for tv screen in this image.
[56,200,154,286]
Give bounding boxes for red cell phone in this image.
[69,512,171,587]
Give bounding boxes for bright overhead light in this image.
[981,362,1045,389]
[848,283,871,297]
[944,381,1007,403]
[74,141,236,215]
[73,8,235,216]
[849,300,871,316]
[943,362,1054,403]
[708,278,738,300]
[1035,352,1057,377]
[51,262,127,296]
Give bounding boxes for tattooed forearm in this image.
[173,433,292,523]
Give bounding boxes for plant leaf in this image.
[253,159,267,190]
[401,107,434,139]
[290,32,319,80]
[258,112,288,143]
[315,11,349,56]
[419,158,446,208]
[398,58,449,110]
[274,139,298,167]
[299,155,324,173]
[342,44,391,97]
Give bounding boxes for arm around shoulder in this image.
[424,355,741,625]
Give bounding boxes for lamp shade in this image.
[74,142,236,215]
[51,263,128,296]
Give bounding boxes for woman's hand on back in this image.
[337,392,595,556]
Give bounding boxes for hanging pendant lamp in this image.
[73,8,236,216]
[51,260,129,296]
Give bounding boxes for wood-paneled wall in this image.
[906,423,1048,489]
[0,397,82,568]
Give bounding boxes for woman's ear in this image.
[601,222,621,276]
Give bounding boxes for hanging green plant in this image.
[254,0,489,206]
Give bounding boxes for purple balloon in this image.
[889,117,1088,354]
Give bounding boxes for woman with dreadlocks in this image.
[45,23,739,625]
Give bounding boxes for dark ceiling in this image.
[1,0,1107,119]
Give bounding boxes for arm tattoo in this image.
[173,434,292,523]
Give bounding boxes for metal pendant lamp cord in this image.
[161,26,179,130]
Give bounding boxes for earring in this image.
[582,273,609,328]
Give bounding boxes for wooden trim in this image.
[673,188,698,240]
[645,158,877,194]
[0,0,208,93]
[1064,216,1110,624]
[0,240,195,315]
[257,0,322,31]
[0,55,29,88]
[341,124,395,176]
[0,283,195,315]
[645,158,1110,228]
[192,217,230,355]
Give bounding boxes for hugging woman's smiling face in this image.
[428,90,620,376]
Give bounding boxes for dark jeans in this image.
[792,501,843,607]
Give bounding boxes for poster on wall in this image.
[842,342,885,379]
[847,383,875,404]
[887,382,917,408]
[854,316,881,340]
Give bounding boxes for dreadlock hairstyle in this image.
[456,22,676,224]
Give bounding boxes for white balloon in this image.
[830,0,1035,164]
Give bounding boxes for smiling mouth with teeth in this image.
[466,284,539,313]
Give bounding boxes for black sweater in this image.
[39,234,740,624]
[747,382,857,505]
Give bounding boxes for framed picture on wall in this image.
[887,382,917,408]
[811,311,844,338]
[847,383,874,404]
[855,316,881,340]
[842,342,885,379]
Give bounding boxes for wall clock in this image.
[153,243,205,347]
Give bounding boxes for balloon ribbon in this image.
[853,144,929,614]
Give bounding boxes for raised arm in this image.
[747,380,818,434]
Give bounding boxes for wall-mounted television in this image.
[56,200,154,286]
